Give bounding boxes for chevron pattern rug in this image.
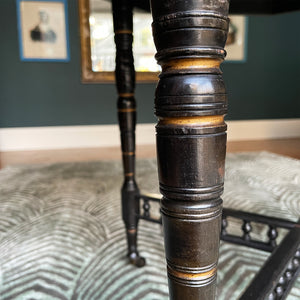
[0,152,299,300]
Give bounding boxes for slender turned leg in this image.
[112,0,145,267]
[150,0,230,298]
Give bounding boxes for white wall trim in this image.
[0,119,299,151]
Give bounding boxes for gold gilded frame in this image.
[78,0,159,83]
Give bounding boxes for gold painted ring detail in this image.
[119,93,134,97]
[162,58,222,71]
[118,108,136,113]
[115,29,133,34]
[159,115,225,126]
[168,266,217,281]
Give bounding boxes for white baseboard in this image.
[227,119,300,141]
[0,119,299,151]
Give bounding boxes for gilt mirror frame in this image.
[78,0,159,83]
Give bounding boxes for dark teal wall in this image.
[0,1,299,128]
[224,12,300,120]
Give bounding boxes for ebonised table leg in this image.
[112,0,145,267]
[150,0,230,298]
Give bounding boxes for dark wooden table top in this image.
[128,0,300,15]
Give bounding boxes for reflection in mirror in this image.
[79,0,247,83]
[79,0,159,83]
[89,0,159,73]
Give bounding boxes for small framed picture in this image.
[16,0,70,62]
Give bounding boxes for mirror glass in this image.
[89,0,160,73]
[79,0,247,83]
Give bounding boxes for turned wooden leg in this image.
[150,0,230,298]
[112,0,145,267]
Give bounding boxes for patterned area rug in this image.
[0,152,299,300]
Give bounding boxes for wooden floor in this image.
[0,138,299,169]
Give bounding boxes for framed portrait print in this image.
[16,0,70,62]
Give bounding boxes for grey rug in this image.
[0,152,299,300]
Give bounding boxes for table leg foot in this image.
[121,179,145,267]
